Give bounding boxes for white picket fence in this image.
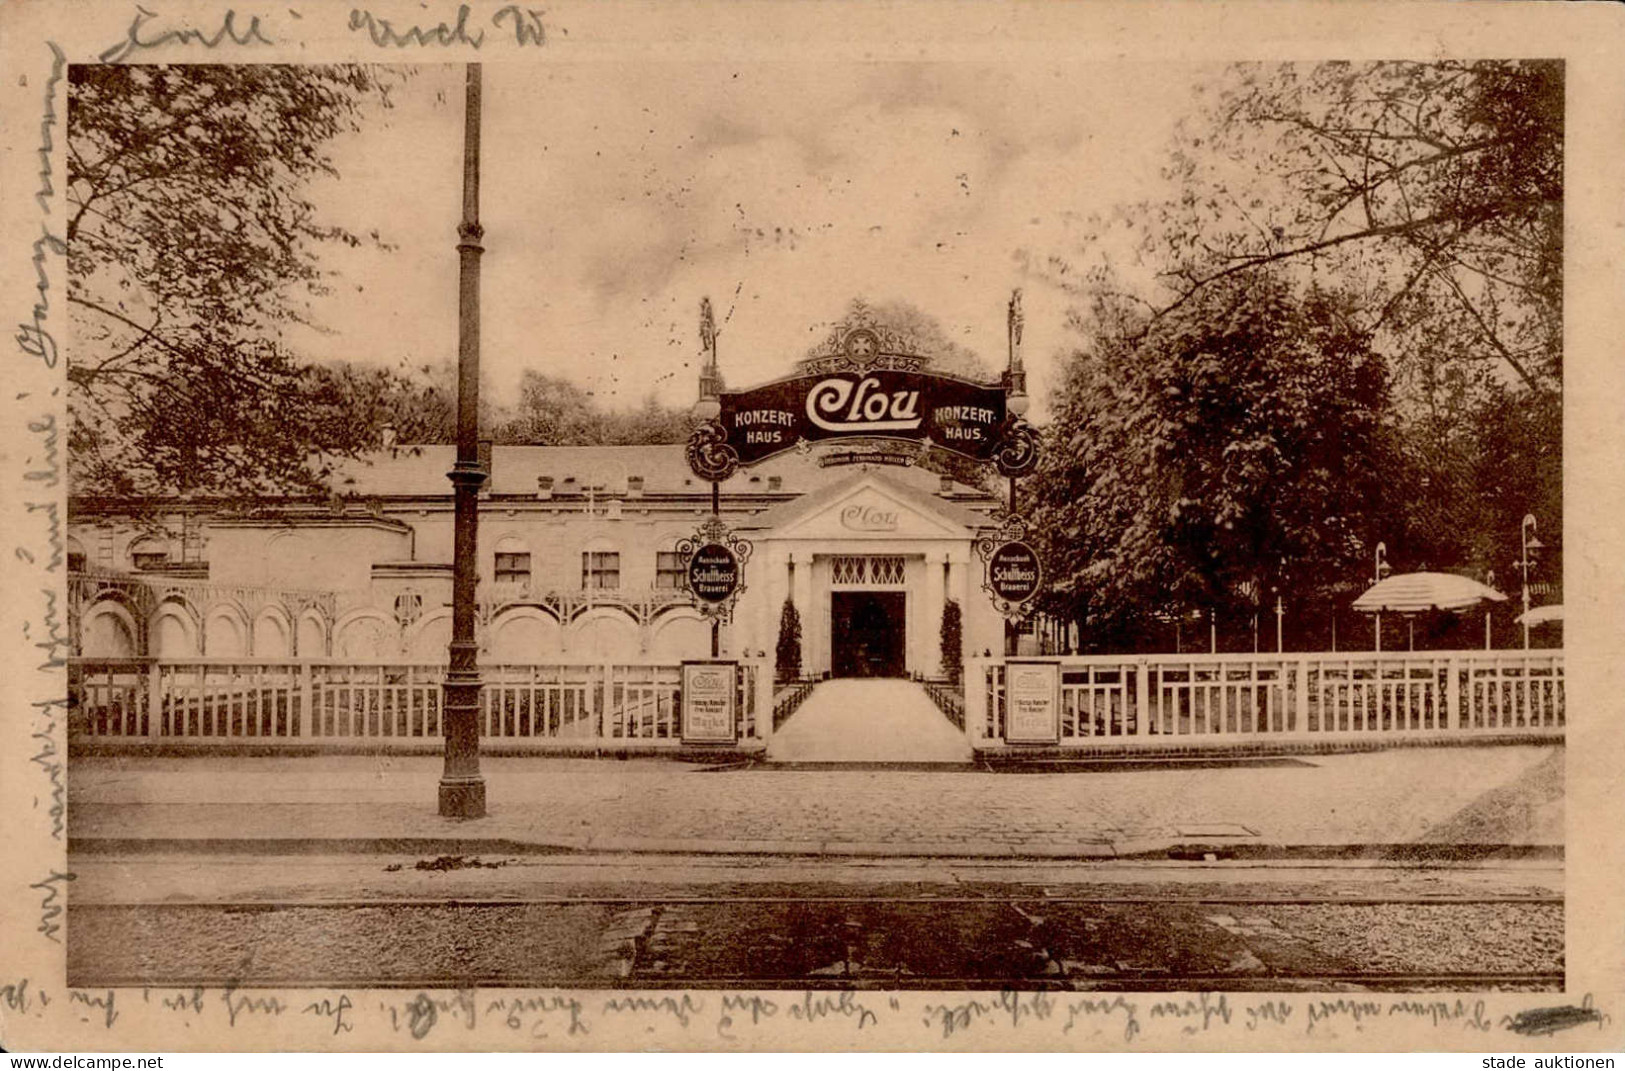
[966,650,1564,748]
[69,659,770,750]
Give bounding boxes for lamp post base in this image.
[438,776,487,819]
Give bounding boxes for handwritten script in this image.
[0,977,1613,1046]
[17,43,65,369]
[348,5,547,48]
[99,6,273,63]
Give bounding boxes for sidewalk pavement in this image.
[766,679,972,763]
[67,743,1563,859]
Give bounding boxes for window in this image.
[394,592,423,628]
[655,551,685,589]
[831,555,906,587]
[130,539,169,570]
[582,551,620,590]
[494,552,531,585]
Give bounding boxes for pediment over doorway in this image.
[752,471,988,542]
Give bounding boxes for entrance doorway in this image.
[831,591,906,677]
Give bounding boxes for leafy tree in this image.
[1060,60,1561,397]
[310,359,463,446]
[494,372,603,445]
[939,598,963,684]
[67,64,397,497]
[775,597,803,682]
[1024,60,1562,646]
[491,371,695,445]
[1030,273,1392,649]
[1387,378,1561,582]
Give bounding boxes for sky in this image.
[291,61,1215,420]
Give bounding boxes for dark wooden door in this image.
[831,591,906,677]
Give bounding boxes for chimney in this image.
[381,423,398,454]
[768,475,782,492]
[536,476,554,500]
[939,475,954,495]
[627,475,644,498]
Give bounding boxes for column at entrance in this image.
[791,553,814,677]
[924,552,946,677]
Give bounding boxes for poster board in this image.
[1003,659,1061,744]
[680,659,738,744]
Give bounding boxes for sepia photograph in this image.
[60,51,1568,991]
[3,0,1622,1054]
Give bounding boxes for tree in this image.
[775,598,803,682]
[492,371,695,445]
[1029,272,1393,649]
[67,64,397,497]
[1023,60,1562,644]
[1086,60,1561,397]
[939,598,963,684]
[310,359,461,446]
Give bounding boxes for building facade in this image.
[68,443,1010,677]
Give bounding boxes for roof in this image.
[747,468,996,532]
[328,443,993,501]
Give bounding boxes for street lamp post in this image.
[1004,290,1029,659]
[1519,514,1542,650]
[439,63,487,819]
[694,299,723,658]
[1373,542,1391,653]
[1273,557,1286,655]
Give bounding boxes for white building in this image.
[68,443,1009,678]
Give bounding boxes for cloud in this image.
[292,60,1207,414]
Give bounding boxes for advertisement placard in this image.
[1004,660,1060,744]
[680,660,738,744]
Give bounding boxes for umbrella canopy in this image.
[1352,572,1508,614]
[1516,604,1564,626]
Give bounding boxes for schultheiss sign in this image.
[686,543,740,603]
[720,370,1007,465]
[988,541,1041,604]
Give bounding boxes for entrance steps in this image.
[766,679,974,764]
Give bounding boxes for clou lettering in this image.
[840,505,898,531]
[807,377,922,432]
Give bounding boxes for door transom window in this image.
[830,555,906,587]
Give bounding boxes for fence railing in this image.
[966,650,1564,748]
[772,678,819,730]
[918,677,966,731]
[69,658,769,749]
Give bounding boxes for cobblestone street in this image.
[69,745,1562,854]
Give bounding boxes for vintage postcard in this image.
[2,0,1623,1054]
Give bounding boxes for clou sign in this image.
[686,543,741,603]
[719,370,1007,465]
[840,504,898,532]
[988,540,1041,604]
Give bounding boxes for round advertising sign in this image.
[988,540,1042,604]
[687,543,741,603]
